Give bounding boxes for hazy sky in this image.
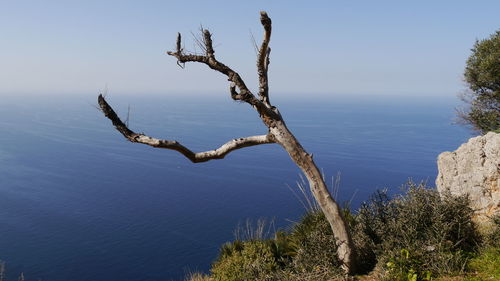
[1,0,499,98]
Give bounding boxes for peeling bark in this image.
[98,11,356,274]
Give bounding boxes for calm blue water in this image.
[0,94,470,281]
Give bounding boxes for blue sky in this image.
[1,0,498,98]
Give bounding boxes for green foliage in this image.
[211,238,294,281]
[211,240,276,281]
[208,212,345,281]
[356,182,479,277]
[385,249,432,281]
[465,31,500,95]
[459,30,500,134]
[463,247,500,281]
[288,211,342,274]
[271,231,297,266]
[196,182,482,281]
[482,214,500,248]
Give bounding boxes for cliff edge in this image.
[436,132,500,226]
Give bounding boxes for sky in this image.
[0,0,499,98]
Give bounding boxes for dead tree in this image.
[98,11,356,274]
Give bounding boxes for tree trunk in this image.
[98,11,358,275]
[269,120,356,274]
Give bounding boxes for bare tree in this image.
[98,11,356,274]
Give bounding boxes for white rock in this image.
[436,132,500,225]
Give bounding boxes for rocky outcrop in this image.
[436,132,500,226]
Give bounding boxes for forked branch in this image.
[166,29,278,119]
[98,11,357,274]
[98,95,275,163]
[167,31,253,101]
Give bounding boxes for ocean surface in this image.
[0,94,471,281]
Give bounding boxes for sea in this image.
[0,94,471,281]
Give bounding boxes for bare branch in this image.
[166,29,278,119]
[98,95,275,163]
[167,30,249,93]
[257,11,272,105]
[176,32,182,53]
[229,83,250,101]
[98,11,356,273]
[202,29,215,58]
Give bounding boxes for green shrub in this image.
[466,247,500,280]
[209,213,345,281]
[357,182,479,278]
[202,181,481,281]
[211,240,279,281]
[459,30,500,134]
[481,214,500,248]
[288,211,342,274]
[384,249,432,281]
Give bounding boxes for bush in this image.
[384,249,432,281]
[356,182,479,279]
[482,214,500,248]
[208,214,344,281]
[199,181,481,281]
[458,30,500,134]
[210,240,281,281]
[288,211,342,274]
[466,247,500,280]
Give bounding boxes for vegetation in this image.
[357,185,478,279]
[463,247,500,281]
[458,30,500,134]
[187,182,499,281]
